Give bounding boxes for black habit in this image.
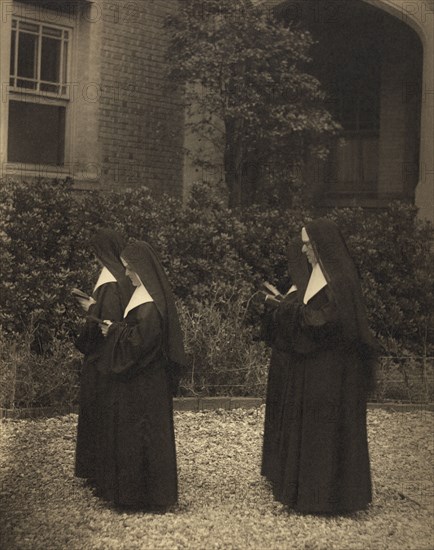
[97,241,186,508]
[262,220,378,514]
[74,229,132,480]
[261,239,310,484]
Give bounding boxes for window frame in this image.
[4,2,77,175]
[9,18,71,100]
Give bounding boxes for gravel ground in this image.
[0,407,432,550]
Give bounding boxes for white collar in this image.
[303,263,327,304]
[93,267,117,293]
[123,284,154,318]
[285,284,298,296]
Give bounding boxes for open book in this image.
[261,281,284,306]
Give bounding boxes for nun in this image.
[261,239,310,484]
[264,219,378,514]
[98,240,186,510]
[74,229,132,482]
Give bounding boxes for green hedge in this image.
[0,178,432,406]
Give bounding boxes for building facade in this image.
[0,0,433,221]
[0,0,185,196]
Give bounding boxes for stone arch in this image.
[256,0,426,42]
[254,0,433,220]
[360,1,433,221]
[361,0,427,44]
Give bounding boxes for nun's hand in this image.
[100,320,113,337]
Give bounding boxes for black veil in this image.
[120,241,187,388]
[305,218,379,391]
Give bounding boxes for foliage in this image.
[166,0,340,205]
[233,202,309,290]
[329,204,434,356]
[0,178,433,406]
[177,284,270,397]
[0,178,98,352]
[0,325,80,409]
[163,183,254,301]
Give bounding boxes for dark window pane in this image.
[19,21,38,33]
[8,100,65,165]
[10,30,16,75]
[16,79,37,90]
[17,32,38,79]
[62,40,68,84]
[42,26,62,38]
[41,37,61,83]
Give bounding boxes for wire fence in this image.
[1,352,433,408]
[181,355,434,403]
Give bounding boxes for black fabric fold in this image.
[121,241,187,394]
[304,219,379,392]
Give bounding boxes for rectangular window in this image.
[9,19,70,97]
[8,17,71,166]
[8,100,65,165]
[326,80,380,195]
[336,84,380,134]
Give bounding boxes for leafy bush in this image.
[177,283,270,397]
[163,184,254,301]
[329,204,434,356]
[0,178,99,352]
[0,324,80,409]
[233,203,310,289]
[0,178,432,406]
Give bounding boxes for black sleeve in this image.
[270,292,303,352]
[74,283,124,356]
[106,303,163,377]
[274,287,340,355]
[297,287,340,352]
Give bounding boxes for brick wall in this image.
[98,0,184,197]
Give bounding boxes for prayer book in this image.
[87,315,110,327]
[261,281,283,307]
[262,281,283,298]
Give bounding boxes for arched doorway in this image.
[275,0,424,207]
